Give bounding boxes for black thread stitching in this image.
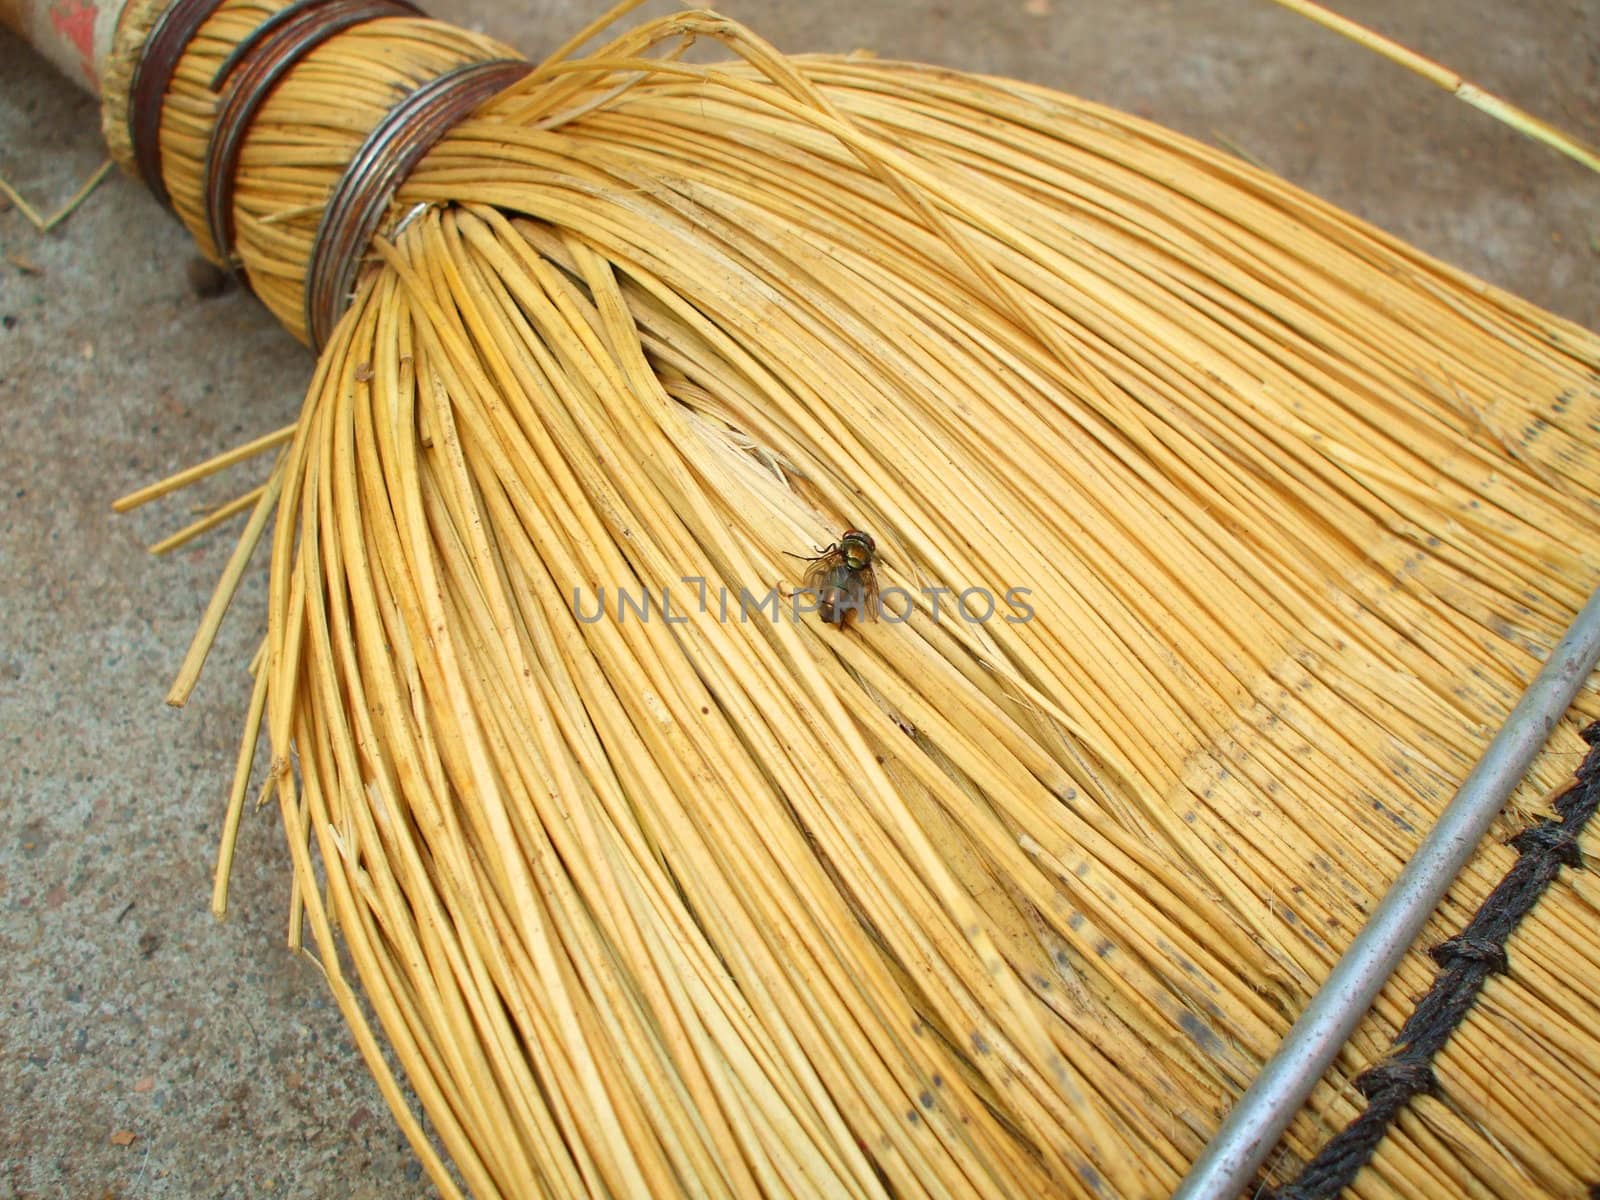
[1260,720,1600,1200]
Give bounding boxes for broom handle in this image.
[1176,582,1600,1200]
[0,0,125,95]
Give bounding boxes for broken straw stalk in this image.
[1266,0,1600,175]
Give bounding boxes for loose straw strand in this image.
[0,158,114,232]
[1267,0,1600,173]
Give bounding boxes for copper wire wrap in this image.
[121,0,523,343]
[128,0,231,207]
[303,57,531,348]
[202,0,421,266]
[200,0,422,264]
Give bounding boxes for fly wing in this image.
[800,550,843,596]
[860,566,880,622]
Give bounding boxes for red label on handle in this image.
[4,0,124,95]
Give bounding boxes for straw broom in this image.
[9,0,1600,1196]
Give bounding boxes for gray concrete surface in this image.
[2,2,1596,1197]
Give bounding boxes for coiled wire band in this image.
[128,0,230,207]
[303,57,531,348]
[123,0,530,347]
[202,0,421,265]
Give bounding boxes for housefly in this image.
[789,529,879,628]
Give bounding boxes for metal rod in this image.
[1174,583,1600,1200]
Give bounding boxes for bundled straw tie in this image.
[15,0,1599,1195]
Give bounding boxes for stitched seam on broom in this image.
[1260,719,1600,1200]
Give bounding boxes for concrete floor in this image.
[1,2,1596,1196]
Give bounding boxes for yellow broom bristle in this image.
[104,2,1600,1197]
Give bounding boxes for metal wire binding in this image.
[209,0,410,88]
[303,57,531,349]
[202,0,421,266]
[127,0,231,208]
